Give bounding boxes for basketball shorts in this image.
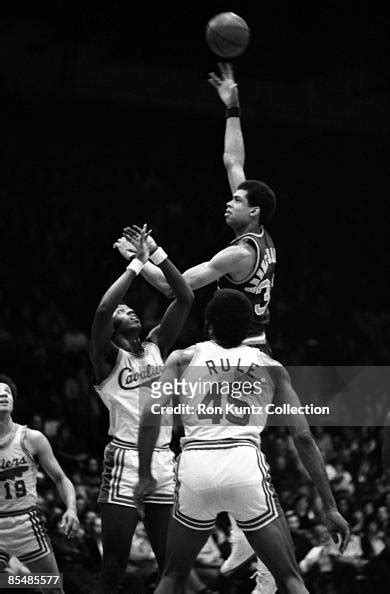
[173,440,280,531]
[98,438,175,507]
[0,506,52,564]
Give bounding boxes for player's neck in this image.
[116,335,143,355]
[0,415,14,439]
[233,221,263,237]
[114,330,144,354]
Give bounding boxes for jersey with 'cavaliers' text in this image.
[94,341,172,448]
[0,424,38,516]
[217,229,276,337]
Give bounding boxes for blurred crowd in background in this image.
[1,96,389,593]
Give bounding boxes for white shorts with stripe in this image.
[173,439,280,531]
[98,438,175,507]
[0,506,52,564]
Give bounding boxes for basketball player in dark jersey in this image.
[118,63,276,355]
[116,63,278,589]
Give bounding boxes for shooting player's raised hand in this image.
[208,62,239,107]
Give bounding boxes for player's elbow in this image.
[223,153,244,170]
[162,285,174,298]
[95,302,110,318]
[292,429,315,449]
[52,470,67,487]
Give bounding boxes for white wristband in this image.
[150,247,168,266]
[127,258,144,275]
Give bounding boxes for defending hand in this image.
[123,224,158,256]
[113,237,136,261]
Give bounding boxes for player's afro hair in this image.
[205,289,252,348]
[237,179,276,225]
[0,374,18,402]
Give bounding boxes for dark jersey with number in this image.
[217,229,276,337]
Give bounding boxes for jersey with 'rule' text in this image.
[179,340,281,447]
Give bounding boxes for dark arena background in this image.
[0,1,389,592]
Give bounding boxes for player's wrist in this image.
[127,258,145,275]
[150,247,168,266]
[225,105,241,118]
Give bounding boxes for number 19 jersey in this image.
[0,424,38,516]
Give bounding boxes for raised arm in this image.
[151,257,193,356]
[272,366,350,553]
[91,226,151,378]
[28,430,80,539]
[120,229,251,298]
[209,62,246,193]
[121,226,193,355]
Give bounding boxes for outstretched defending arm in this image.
[209,62,246,193]
[118,229,252,297]
[119,225,193,355]
[146,248,194,357]
[273,366,351,553]
[91,226,151,381]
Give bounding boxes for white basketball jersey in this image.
[0,424,38,515]
[95,341,172,448]
[180,340,281,446]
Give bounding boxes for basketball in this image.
[206,12,250,58]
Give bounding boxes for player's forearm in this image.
[55,475,77,512]
[223,83,244,169]
[223,116,245,169]
[143,259,218,297]
[293,432,337,511]
[138,421,160,478]
[142,261,205,296]
[141,262,171,296]
[159,259,194,305]
[96,269,137,315]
